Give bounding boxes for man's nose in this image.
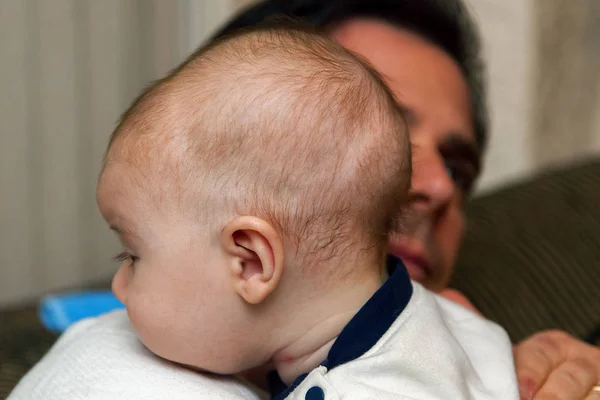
[409,148,455,215]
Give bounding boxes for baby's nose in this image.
[111,265,130,305]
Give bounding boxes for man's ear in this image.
[221,216,284,305]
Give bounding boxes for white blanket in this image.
[8,310,266,400]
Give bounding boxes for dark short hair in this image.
[213,0,488,151]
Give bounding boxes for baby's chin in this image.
[145,344,218,374]
[129,314,265,375]
[172,360,216,375]
[140,337,256,376]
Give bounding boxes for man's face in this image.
[331,19,481,292]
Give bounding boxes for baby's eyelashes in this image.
[114,252,138,264]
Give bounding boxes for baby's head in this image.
[97,23,409,375]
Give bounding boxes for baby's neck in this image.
[270,269,385,385]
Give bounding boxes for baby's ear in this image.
[220,216,284,305]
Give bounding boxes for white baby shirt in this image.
[269,266,519,400]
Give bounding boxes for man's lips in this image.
[401,255,429,282]
[388,244,431,282]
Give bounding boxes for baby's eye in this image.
[113,252,138,264]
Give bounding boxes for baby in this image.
[9,23,518,400]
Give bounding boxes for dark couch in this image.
[2,159,600,398]
[453,159,600,343]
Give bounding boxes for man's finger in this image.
[532,358,598,400]
[516,330,600,400]
[514,331,568,399]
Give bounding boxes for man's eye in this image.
[438,136,481,195]
[445,160,476,194]
[113,252,138,263]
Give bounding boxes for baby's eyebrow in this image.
[109,224,135,237]
[109,224,143,247]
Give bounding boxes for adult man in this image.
[214,1,600,399]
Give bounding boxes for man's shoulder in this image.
[8,310,264,400]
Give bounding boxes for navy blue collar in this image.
[270,258,413,399]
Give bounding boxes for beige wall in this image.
[469,0,600,191]
[0,0,240,307]
[468,0,536,190]
[531,0,600,167]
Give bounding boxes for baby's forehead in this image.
[100,132,196,215]
[97,159,144,208]
[97,160,160,231]
[97,162,165,246]
[106,104,190,174]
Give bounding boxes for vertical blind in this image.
[0,0,241,306]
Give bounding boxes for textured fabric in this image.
[454,159,600,344]
[7,310,266,400]
[277,283,518,400]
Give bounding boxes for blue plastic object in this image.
[39,291,125,333]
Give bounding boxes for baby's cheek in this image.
[126,288,173,358]
[127,287,191,362]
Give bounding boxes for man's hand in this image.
[514,330,600,400]
[440,290,600,399]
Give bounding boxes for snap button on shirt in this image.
[305,386,325,400]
